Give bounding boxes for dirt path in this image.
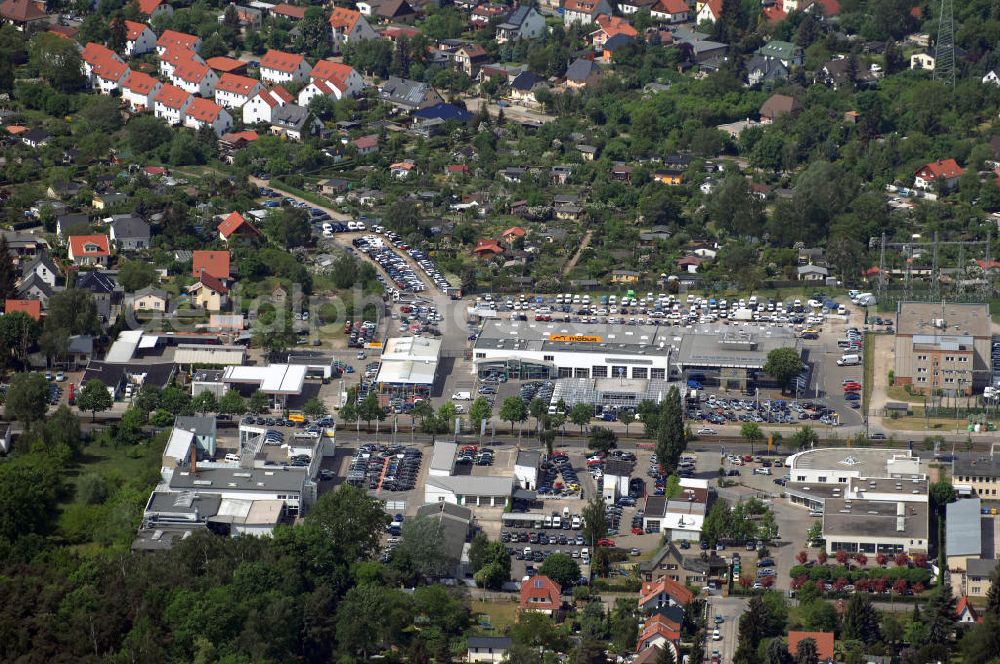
[250,176,352,222]
[562,229,593,277]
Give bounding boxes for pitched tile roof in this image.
[123,20,149,40]
[5,298,41,319]
[82,42,119,66]
[216,72,262,95]
[205,56,247,72]
[311,60,356,85]
[272,3,305,19]
[173,57,212,83]
[186,97,225,123]
[69,234,111,258]
[519,574,561,610]
[652,0,687,13]
[595,15,637,37]
[916,158,964,180]
[701,0,722,17]
[191,250,230,280]
[329,6,362,31]
[217,211,261,238]
[157,29,199,50]
[787,632,835,662]
[638,577,694,608]
[136,0,165,14]
[154,83,191,109]
[193,271,230,294]
[0,0,46,22]
[260,49,306,73]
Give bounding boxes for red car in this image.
[843,382,862,390]
[632,527,643,535]
[742,455,754,462]
[598,538,616,547]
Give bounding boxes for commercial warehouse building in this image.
[893,302,991,395]
[471,319,798,390]
[375,336,441,405]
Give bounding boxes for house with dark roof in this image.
[759,93,804,123]
[0,0,47,29]
[17,273,56,306]
[20,251,59,289]
[754,40,803,67]
[563,0,613,26]
[509,70,547,104]
[188,272,230,311]
[746,54,788,86]
[467,636,512,663]
[380,77,443,111]
[76,270,121,320]
[565,57,603,88]
[359,0,416,22]
[109,214,150,252]
[496,5,545,42]
[270,103,321,141]
[816,57,878,89]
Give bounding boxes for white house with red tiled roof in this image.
[154,83,193,124]
[68,235,111,267]
[243,86,293,124]
[328,7,377,53]
[121,70,163,112]
[159,47,206,78]
[259,49,311,85]
[696,0,722,23]
[123,20,156,56]
[156,29,201,55]
[650,0,689,22]
[215,72,265,108]
[563,0,613,26]
[81,42,130,93]
[298,61,364,105]
[914,158,965,191]
[184,97,233,136]
[170,56,218,97]
[217,211,262,242]
[136,0,172,19]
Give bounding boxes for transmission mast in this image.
[934,0,956,88]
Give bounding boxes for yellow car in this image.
[802,328,819,335]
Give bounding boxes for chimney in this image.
[190,438,197,474]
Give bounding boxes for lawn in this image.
[65,439,162,498]
[470,598,521,633]
[886,386,926,403]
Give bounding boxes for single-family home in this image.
[565,57,602,88]
[590,15,637,50]
[270,103,319,141]
[509,70,547,104]
[797,264,829,281]
[159,47,206,79]
[259,49,312,85]
[746,54,788,86]
[612,269,640,284]
[171,57,219,97]
[67,235,112,267]
[121,70,163,112]
[755,39,803,67]
[156,29,201,55]
[123,20,156,56]
[0,0,48,30]
[109,215,151,251]
[914,158,964,191]
[563,0,613,26]
[519,575,562,615]
[20,252,59,289]
[380,76,443,111]
[82,43,129,93]
[956,596,981,624]
[299,60,364,105]
[215,73,264,109]
[188,273,229,311]
[695,0,722,23]
[191,250,231,281]
[496,5,545,42]
[5,297,42,320]
[390,160,417,179]
[359,0,416,22]
[452,44,489,77]
[132,286,168,312]
[243,86,294,125]
[650,0,689,22]
[271,3,305,20]
[759,93,803,123]
[217,211,262,242]
[353,134,379,155]
[467,637,512,663]
[983,70,1000,87]
[618,0,655,15]
[637,577,694,611]
[328,7,378,53]
[205,56,249,76]
[184,97,233,136]
[16,273,55,306]
[676,256,702,273]
[636,612,682,651]
[154,83,193,125]
[136,0,172,19]
[20,127,50,149]
[474,239,504,259]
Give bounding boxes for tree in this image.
[108,14,127,54]
[929,479,957,510]
[306,484,389,562]
[5,371,49,424]
[118,260,158,292]
[617,409,636,435]
[656,387,685,475]
[986,564,1000,617]
[28,33,86,92]
[764,638,792,664]
[763,347,803,393]
[499,396,527,433]
[0,310,39,365]
[925,584,956,646]
[357,391,386,429]
[961,615,1000,664]
[581,495,608,546]
[588,426,617,453]
[528,397,547,431]
[302,398,327,417]
[127,115,173,155]
[246,390,270,414]
[740,422,764,450]
[77,379,114,421]
[708,175,765,237]
[191,390,217,415]
[391,516,455,581]
[0,236,17,301]
[538,553,581,588]
[569,402,592,433]
[335,584,412,659]
[791,426,819,450]
[218,390,246,415]
[842,593,881,644]
[540,429,556,456]
[264,207,313,249]
[794,637,818,664]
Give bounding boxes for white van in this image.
[451,391,472,400]
[552,515,562,528]
[225,453,241,463]
[562,506,571,519]
[837,354,861,366]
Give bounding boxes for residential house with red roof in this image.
[329,6,378,53]
[474,239,505,259]
[298,60,364,105]
[563,0,613,26]
[136,0,172,19]
[914,158,965,191]
[217,211,262,242]
[68,235,111,267]
[81,43,129,94]
[519,575,562,615]
[191,250,231,281]
[170,56,219,97]
[956,596,982,624]
[590,15,637,49]
[695,0,722,23]
[205,56,249,75]
[5,299,42,320]
[650,0,689,22]
[787,631,835,663]
[159,47,206,79]
[453,44,489,77]
[0,0,47,29]
[636,611,682,651]
[259,49,312,85]
[215,73,265,109]
[156,29,201,55]
[154,83,193,124]
[123,20,156,56]
[633,645,679,664]
[501,226,526,243]
[270,2,305,19]
[122,70,163,112]
[638,577,695,611]
[188,272,229,311]
[184,97,233,136]
[243,86,294,124]
[353,134,379,155]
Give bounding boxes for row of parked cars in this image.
[539,452,581,496]
[345,444,423,492]
[352,235,426,293]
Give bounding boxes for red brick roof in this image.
[173,57,212,83]
[474,239,504,256]
[329,6,362,30]
[787,632,835,662]
[192,250,230,280]
[216,72,262,95]
[82,42,119,66]
[5,299,41,320]
[158,29,199,51]
[186,97,225,123]
[272,3,306,19]
[916,158,964,181]
[154,83,191,109]
[136,0,165,15]
[652,0,687,13]
[638,577,694,608]
[123,70,160,94]
[519,575,561,610]
[311,60,356,85]
[595,15,637,37]
[0,0,46,22]
[69,235,111,258]
[123,20,149,40]
[564,0,602,13]
[260,49,305,74]
[701,0,722,17]
[205,56,247,73]
[46,24,79,39]
[502,226,526,238]
[194,271,230,295]
[217,211,261,238]
[354,135,378,150]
